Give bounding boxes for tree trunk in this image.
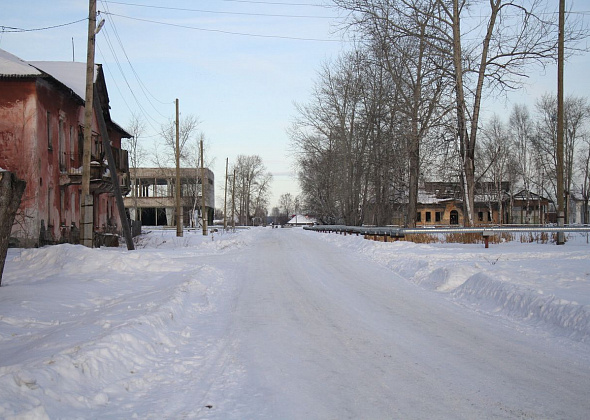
[0,171,27,286]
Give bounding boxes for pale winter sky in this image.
[1,1,589,209]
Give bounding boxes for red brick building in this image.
[0,48,130,247]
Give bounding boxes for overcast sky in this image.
[1,0,589,209]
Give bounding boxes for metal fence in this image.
[303,224,590,247]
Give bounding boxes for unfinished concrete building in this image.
[124,167,214,227]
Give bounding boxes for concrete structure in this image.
[0,49,131,247]
[124,167,214,227]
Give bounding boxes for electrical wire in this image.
[97,35,166,134]
[101,0,335,18]
[213,0,328,6]
[96,0,174,137]
[98,5,172,108]
[0,18,87,33]
[99,11,341,42]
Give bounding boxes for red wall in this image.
[1,77,124,246]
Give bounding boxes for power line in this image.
[97,33,166,134]
[101,0,335,18]
[99,11,341,42]
[183,0,328,7]
[0,18,87,33]
[98,7,172,108]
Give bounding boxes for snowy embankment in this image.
[313,231,590,342]
[0,230,254,419]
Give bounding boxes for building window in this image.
[435,211,442,222]
[416,212,421,222]
[153,179,168,197]
[78,129,84,163]
[47,111,52,150]
[70,126,75,160]
[478,211,484,221]
[425,212,431,222]
[93,134,101,157]
[59,115,66,171]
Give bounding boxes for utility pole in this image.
[175,99,182,237]
[80,0,97,248]
[223,157,228,231]
[557,0,565,245]
[231,168,236,232]
[201,139,208,236]
[93,87,134,250]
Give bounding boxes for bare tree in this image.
[291,53,369,225]
[478,115,514,223]
[509,104,537,214]
[148,115,203,226]
[125,112,147,221]
[334,0,453,227]
[231,155,272,225]
[534,94,590,221]
[279,193,295,218]
[154,114,201,168]
[443,0,586,225]
[0,172,26,285]
[579,135,590,224]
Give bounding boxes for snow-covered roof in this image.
[0,48,42,77]
[417,191,458,205]
[417,192,441,205]
[29,61,94,101]
[0,49,98,103]
[287,214,317,225]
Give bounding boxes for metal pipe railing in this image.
[304,224,590,247]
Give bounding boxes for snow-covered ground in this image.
[1,227,589,419]
[316,230,590,343]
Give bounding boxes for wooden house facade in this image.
[387,182,550,227]
[0,49,131,247]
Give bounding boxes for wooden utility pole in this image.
[80,0,97,247]
[223,158,228,231]
[92,88,134,250]
[557,0,565,244]
[201,139,208,236]
[175,99,182,237]
[231,168,236,231]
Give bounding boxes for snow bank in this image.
[0,230,250,418]
[311,231,590,342]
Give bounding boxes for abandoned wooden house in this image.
[386,182,551,227]
[0,48,131,247]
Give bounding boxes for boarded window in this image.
[59,115,66,171]
[70,126,75,160]
[47,111,52,150]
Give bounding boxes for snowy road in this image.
[204,228,590,419]
[2,227,590,419]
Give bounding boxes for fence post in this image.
[483,231,490,249]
